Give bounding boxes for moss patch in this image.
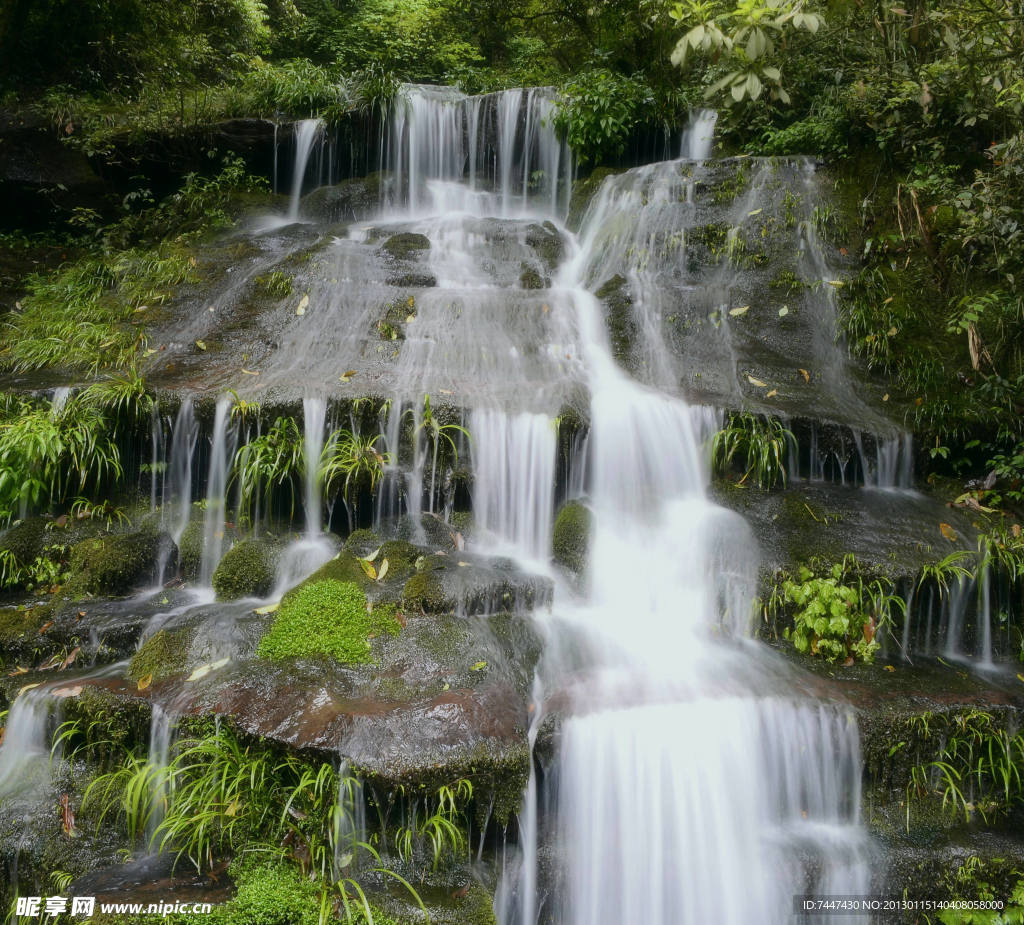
[212,539,276,600]
[178,520,203,579]
[595,274,636,366]
[258,579,400,663]
[67,528,160,596]
[401,571,451,614]
[552,501,591,574]
[0,517,47,565]
[381,232,430,259]
[128,626,195,682]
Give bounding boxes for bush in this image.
[553,69,649,165]
[257,579,400,662]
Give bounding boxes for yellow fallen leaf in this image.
[729,305,750,316]
[363,547,381,563]
[195,340,207,351]
[882,393,889,401]
[210,657,230,671]
[778,306,789,317]
[254,602,279,615]
[747,375,767,387]
[884,665,896,672]
[799,369,810,383]
[241,368,260,375]
[19,682,42,695]
[458,561,471,567]
[827,280,844,287]
[1012,523,1021,538]
[765,389,778,398]
[359,559,377,580]
[296,294,309,315]
[939,523,957,542]
[137,674,153,691]
[887,326,898,337]
[187,665,212,682]
[224,799,240,817]
[407,296,414,307]
[1017,673,1024,683]
[377,558,389,581]
[340,370,357,382]
[882,296,894,305]
[748,209,762,216]
[406,314,416,323]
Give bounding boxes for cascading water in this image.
[302,396,327,538]
[0,687,56,799]
[199,397,237,587]
[161,397,199,554]
[288,118,326,221]
[386,85,572,217]
[680,109,718,160]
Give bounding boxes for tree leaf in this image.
[939,523,958,542]
[376,558,389,582]
[799,368,810,383]
[747,375,768,387]
[470,661,488,671]
[254,602,280,615]
[137,674,153,691]
[729,305,750,316]
[296,294,309,315]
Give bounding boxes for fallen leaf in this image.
[1012,523,1021,538]
[52,686,82,699]
[799,368,810,383]
[882,296,894,305]
[376,558,389,582]
[882,393,889,402]
[339,370,357,383]
[458,561,471,567]
[359,558,377,580]
[884,665,896,672]
[19,682,42,695]
[747,375,767,387]
[407,296,415,307]
[254,602,280,615]
[1018,673,1024,683]
[241,368,260,375]
[778,306,789,317]
[187,665,212,682]
[59,646,81,670]
[8,666,28,677]
[748,208,762,216]
[363,547,381,563]
[470,661,487,671]
[406,314,416,323]
[765,389,778,398]
[839,247,848,256]
[137,674,153,691]
[38,620,53,635]
[729,305,750,316]
[210,657,229,671]
[887,326,898,336]
[939,522,957,542]
[296,294,309,315]
[195,340,206,351]
[827,280,844,287]
[439,389,454,395]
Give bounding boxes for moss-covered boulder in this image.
[128,626,196,682]
[178,520,203,580]
[595,274,636,366]
[300,172,382,223]
[381,232,430,259]
[402,570,452,614]
[552,501,591,574]
[67,527,163,596]
[0,516,47,566]
[258,579,400,663]
[212,538,277,600]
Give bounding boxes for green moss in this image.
[0,517,47,565]
[290,551,373,595]
[178,520,203,580]
[519,263,545,289]
[552,501,590,574]
[210,857,323,925]
[67,528,159,596]
[252,270,293,299]
[401,571,450,614]
[595,274,636,365]
[381,232,430,259]
[212,539,276,600]
[345,528,382,554]
[768,268,805,295]
[258,579,400,663]
[0,603,48,642]
[128,626,195,682]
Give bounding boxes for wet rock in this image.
[128,625,196,683]
[381,232,431,260]
[67,526,167,597]
[524,221,564,271]
[211,537,278,600]
[552,501,591,575]
[299,172,383,223]
[595,274,636,368]
[0,516,47,566]
[567,167,625,229]
[403,570,452,614]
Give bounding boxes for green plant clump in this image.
[257,579,400,663]
[783,562,878,662]
[711,412,792,490]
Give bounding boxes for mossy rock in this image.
[178,520,203,580]
[552,501,591,574]
[212,538,277,600]
[258,579,400,663]
[519,262,545,289]
[0,516,47,565]
[128,626,196,682]
[345,528,382,555]
[525,220,564,271]
[381,232,430,259]
[286,551,373,599]
[300,172,383,224]
[567,168,625,229]
[67,527,162,596]
[595,274,636,366]
[401,569,453,614]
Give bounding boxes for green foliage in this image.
[0,394,123,524]
[780,557,903,662]
[553,69,649,165]
[258,579,400,662]
[319,429,391,505]
[711,412,792,489]
[669,0,822,106]
[231,416,305,522]
[393,779,473,876]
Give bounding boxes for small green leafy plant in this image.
[711,412,792,489]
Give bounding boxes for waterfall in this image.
[497,119,870,924]
[288,118,326,220]
[0,687,56,799]
[386,85,571,216]
[162,397,199,547]
[680,109,718,160]
[199,397,237,587]
[471,409,557,562]
[145,704,175,841]
[302,397,327,538]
